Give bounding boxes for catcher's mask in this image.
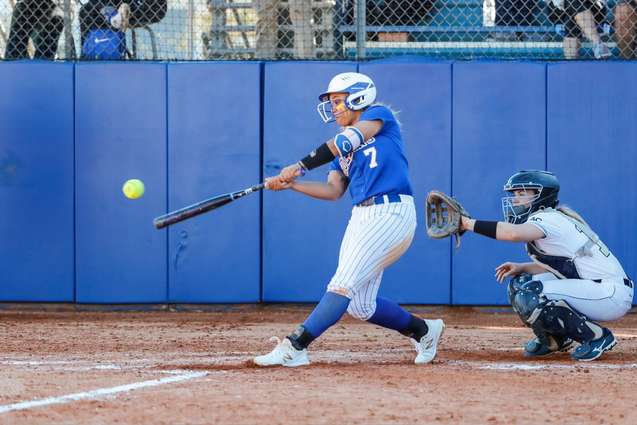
[502,170,560,224]
[317,72,376,123]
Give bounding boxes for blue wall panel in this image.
[359,61,452,304]
[452,62,546,305]
[547,62,637,292]
[167,63,260,302]
[5,60,637,305]
[0,62,74,301]
[75,63,167,303]
[263,62,356,302]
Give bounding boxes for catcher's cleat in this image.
[413,319,445,364]
[253,337,310,367]
[524,335,573,357]
[571,328,617,362]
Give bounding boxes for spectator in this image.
[547,0,610,59]
[4,0,64,60]
[288,0,316,58]
[254,0,279,58]
[79,0,167,60]
[254,0,316,59]
[614,0,637,58]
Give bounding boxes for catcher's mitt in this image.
[426,190,471,248]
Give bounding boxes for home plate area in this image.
[1,306,636,424]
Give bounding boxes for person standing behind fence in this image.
[255,0,316,59]
[79,0,167,58]
[546,0,610,59]
[4,0,64,60]
[614,0,637,58]
[289,0,315,58]
[254,0,278,58]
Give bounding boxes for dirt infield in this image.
[1,305,636,425]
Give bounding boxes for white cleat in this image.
[413,319,445,364]
[253,337,310,367]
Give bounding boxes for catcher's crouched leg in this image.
[507,273,533,306]
[508,277,574,356]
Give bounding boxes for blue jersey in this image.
[329,105,413,205]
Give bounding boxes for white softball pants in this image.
[327,195,417,321]
[534,272,634,322]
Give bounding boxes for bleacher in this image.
[197,0,619,60]
[339,0,616,59]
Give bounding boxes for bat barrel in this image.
[153,215,178,229]
[152,194,234,229]
[152,183,265,229]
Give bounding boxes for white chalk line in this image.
[0,371,208,414]
[0,360,78,366]
[447,360,637,371]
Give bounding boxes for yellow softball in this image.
[122,179,145,200]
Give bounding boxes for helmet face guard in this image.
[501,184,543,224]
[502,170,560,224]
[317,101,335,123]
[317,73,377,123]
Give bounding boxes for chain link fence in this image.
[0,0,634,61]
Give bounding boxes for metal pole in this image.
[355,0,365,59]
[188,0,195,59]
[63,0,75,59]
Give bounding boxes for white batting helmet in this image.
[317,72,377,123]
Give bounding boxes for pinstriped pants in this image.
[327,195,417,320]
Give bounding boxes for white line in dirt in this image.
[0,360,77,366]
[93,364,122,370]
[447,360,637,371]
[615,333,637,339]
[0,371,208,414]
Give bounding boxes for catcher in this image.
[426,170,633,361]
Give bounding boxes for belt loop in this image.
[383,195,389,204]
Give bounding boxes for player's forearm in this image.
[521,263,549,275]
[290,181,344,200]
[463,218,532,242]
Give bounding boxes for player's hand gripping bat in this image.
[153,182,265,229]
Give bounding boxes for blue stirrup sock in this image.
[368,297,428,340]
[287,291,350,350]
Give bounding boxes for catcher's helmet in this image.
[502,170,560,224]
[317,72,376,123]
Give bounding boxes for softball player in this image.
[254,72,444,367]
[461,170,633,361]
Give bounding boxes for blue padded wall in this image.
[359,61,452,304]
[262,62,356,302]
[452,62,546,305]
[547,62,637,288]
[166,63,260,302]
[75,63,167,303]
[0,62,74,301]
[6,61,637,305]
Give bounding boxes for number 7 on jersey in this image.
[364,147,378,168]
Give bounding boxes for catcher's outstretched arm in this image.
[461,217,545,242]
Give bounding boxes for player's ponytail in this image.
[373,102,402,127]
[556,205,589,227]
